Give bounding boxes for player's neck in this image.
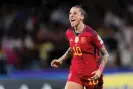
[74,22,84,33]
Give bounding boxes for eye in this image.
[73,12,77,15]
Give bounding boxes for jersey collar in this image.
[72,24,86,37]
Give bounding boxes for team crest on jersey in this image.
[75,37,79,43]
[81,37,86,44]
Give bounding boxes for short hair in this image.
[72,4,87,17]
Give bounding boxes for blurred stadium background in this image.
[0,0,133,89]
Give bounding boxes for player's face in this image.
[69,7,84,27]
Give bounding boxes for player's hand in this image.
[51,59,63,68]
[91,69,102,79]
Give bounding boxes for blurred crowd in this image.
[0,0,133,74]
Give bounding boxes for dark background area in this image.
[0,0,133,75]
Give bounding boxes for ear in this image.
[81,14,84,20]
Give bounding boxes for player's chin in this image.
[70,23,77,27]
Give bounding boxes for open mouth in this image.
[71,19,75,22]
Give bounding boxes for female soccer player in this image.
[51,5,109,89]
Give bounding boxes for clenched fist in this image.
[51,59,63,68]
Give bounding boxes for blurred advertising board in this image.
[0,69,132,89]
[103,73,133,89]
[0,79,65,89]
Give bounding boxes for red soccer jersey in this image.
[66,25,104,79]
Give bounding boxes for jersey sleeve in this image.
[66,30,69,40]
[91,34,104,49]
[66,29,71,40]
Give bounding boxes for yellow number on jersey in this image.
[88,78,99,85]
[73,46,82,56]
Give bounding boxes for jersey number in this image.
[88,78,99,85]
[73,46,82,56]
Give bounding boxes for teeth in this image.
[71,20,75,22]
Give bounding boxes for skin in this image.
[51,7,109,89]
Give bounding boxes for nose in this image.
[70,13,73,18]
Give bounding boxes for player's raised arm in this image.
[51,47,72,68]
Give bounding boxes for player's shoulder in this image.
[85,25,97,37]
[66,27,73,32]
[66,27,73,35]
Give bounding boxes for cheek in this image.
[78,15,82,20]
[76,17,81,22]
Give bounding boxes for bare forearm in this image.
[58,47,72,62]
[100,45,109,67]
[91,45,109,79]
[101,54,109,67]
